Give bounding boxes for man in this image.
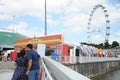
[26,44,41,80]
[50,49,60,62]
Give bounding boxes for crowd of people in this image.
[0,50,17,62]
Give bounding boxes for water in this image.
[92,69,120,80]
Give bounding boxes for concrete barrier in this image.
[65,60,120,78]
[43,57,91,80]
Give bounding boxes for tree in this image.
[104,41,110,49]
[80,42,87,45]
[98,43,104,49]
[111,41,119,48]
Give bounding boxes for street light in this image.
[12,15,17,33]
[45,0,47,35]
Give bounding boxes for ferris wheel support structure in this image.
[87,4,110,43]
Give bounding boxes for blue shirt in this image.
[51,52,59,56]
[27,49,40,70]
[51,52,59,62]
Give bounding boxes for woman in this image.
[11,49,28,80]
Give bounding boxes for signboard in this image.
[14,34,63,48]
[37,44,46,57]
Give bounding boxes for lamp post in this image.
[45,0,47,35]
[13,15,16,33]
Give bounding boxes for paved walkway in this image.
[0,69,14,80]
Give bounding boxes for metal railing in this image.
[42,56,91,80]
[48,56,120,64]
[79,57,120,63]
[41,60,53,80]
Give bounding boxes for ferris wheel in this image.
[87,4,110,43]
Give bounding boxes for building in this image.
[0,31,27,51]
[14,34,63,50]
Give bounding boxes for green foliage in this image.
[104,41,110,49]
[111,41,119,48]
[80,41,119,49]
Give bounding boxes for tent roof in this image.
[0,32,27,45]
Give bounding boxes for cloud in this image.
[0,13,13,20]
[0,0,45,19]
[0,22,43,37]
[0,22,27,33]
[0,0,120,44]
[63,13,89,32]
[14,22,43,37]
[91,34,105,43]
[1,0,119,25]
[47,16,58,27]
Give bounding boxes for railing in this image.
[79,57,120,63]
[41,56,120,80]
[48,56,120,64]
[41,59,53,80]
[42,56,91,80]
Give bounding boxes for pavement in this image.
[0,69,14,80]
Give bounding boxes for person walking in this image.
[11,49,28,80]
[26,44,41,80]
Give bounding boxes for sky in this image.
[0,0,120,44]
